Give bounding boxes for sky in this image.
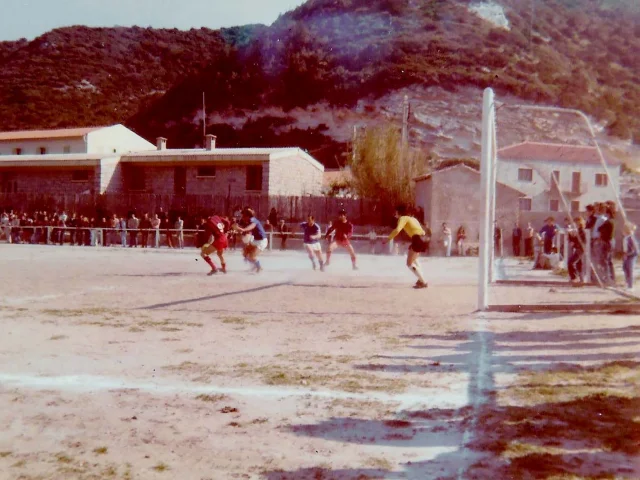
[0,0,307,41]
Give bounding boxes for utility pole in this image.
[352,125,358,164]
[202,92,206,147]
[401,95,409,147]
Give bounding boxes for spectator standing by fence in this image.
[150,214,160,248]
[442,223,452,257]
[568,217,587,283]
[119,217,127,247]
[127,214,139,247]
[456,225,466,256]
[599,206,615,285]
[622,222,638,291]
[539,217,557,255]
[278,219,290,250]
[368,228,378,254]
[493,222,502,258]
[139,213,151,248]
[268,208,278,227]
[512,223,522,257]
[175,216,184,249]
[524,222,534,258]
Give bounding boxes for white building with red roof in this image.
[497,141,622,213]
[0,125,155,156]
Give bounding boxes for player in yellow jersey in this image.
[383,205,429,289]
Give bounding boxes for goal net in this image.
[478,88,639,312]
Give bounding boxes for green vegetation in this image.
[0,0,638,167]
[350,123,428,206]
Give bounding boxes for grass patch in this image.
[255,365,407,393]
[222,316,247,325]
[128,326,144,333]
[362,321,397,336]
[43,307,121,317]
[175,348,193,354]
[152,462,170,472]
[103,465,117,476]
[467,361,640,479]
[504,361,640,405]
[93,446,108,455]
[11,460,26,468]
[365,457,393,470]
[49,335,68,340]
[56,454,73,464]
[164,362,222,380]
[0,451,11,458]
[195,394,228,403]
[330,334,353,341]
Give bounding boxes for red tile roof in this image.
[498,141,622,166]
[0,126,106,141]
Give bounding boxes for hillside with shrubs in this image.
[0,0,638,167]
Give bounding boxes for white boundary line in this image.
[457,312,492,479]
[0,373,468,411]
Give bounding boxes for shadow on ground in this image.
[263,323,640,480]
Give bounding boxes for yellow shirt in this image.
[388,216,425,241]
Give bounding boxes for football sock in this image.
[410,262,426,284]
[203,256,217,270]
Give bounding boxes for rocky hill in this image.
[0,0,639,169]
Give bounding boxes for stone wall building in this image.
[0,128,324,199]
[414,164,524,250]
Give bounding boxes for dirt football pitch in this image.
[0,245,638,480]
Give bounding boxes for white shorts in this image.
[304,242,322,252]
[251,238,268,251]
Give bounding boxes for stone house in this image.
[116,135,324,196]
[414,164,524,247]
[0,128,324,198]
[497,141,622,213]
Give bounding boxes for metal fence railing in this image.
[0,226,412,255]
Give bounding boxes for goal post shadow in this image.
[477,88,640,314]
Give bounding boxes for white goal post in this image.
[477,88,632,311]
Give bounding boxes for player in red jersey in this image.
[196,215,230,275]
[325,209,358,270]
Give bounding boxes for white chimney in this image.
[205,134,217,151]
[156,137,167,151]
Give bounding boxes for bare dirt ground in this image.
[0,245,638,480]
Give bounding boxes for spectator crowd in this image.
[496,200,638,290]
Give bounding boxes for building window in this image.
[595,173,608,187]
[127,167,145,191]
[519,198,532,211]
[196,166,216,178]
[39,147,47,155]
[246,165,263,191]
[63,146,71,154]
[13,148,22,155]
[571,201,580,212]
[550,199,560,212]
[518,168,533,182]
[71,170,90,182]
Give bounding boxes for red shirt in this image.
[205,216,230,240]
[327,220,353,242]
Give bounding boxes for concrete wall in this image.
[268,153,324,196]
[497,160,621,212]
[0,138,86,155]
[87,125,155,154]
[0,167,98,195]
[416,165,522,250]
[99,157,124,194]
[415,178,432,227]
[120,164,267,196]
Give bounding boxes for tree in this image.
[349,123,428,207]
